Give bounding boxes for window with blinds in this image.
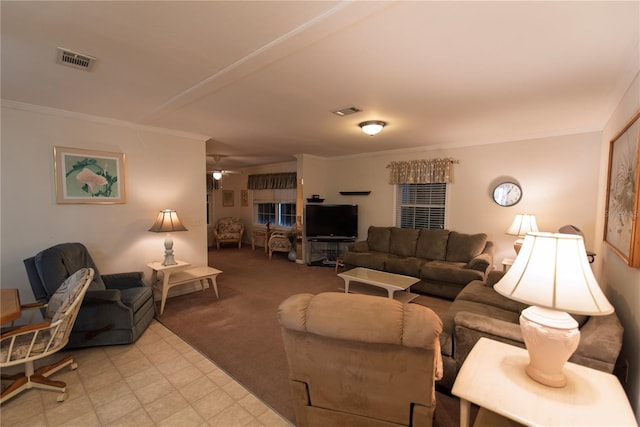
[396,183,447,229]
[253,189,296,227]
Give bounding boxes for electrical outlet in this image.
[624,359,629,383]
[614,357,629,383]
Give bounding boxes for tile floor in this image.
[1,320,292,427]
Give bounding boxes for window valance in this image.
[387,158,459,184]
[247,172,297,190]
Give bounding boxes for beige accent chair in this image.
[268,231,291,260]
[278,292,443,427]
[213,217,244,249]
[1,268,94,403]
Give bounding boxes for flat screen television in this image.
[305,204,358,240]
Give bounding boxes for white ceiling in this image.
[2,1,638,169]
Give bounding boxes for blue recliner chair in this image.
[23,242,155,348]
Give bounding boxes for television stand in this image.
[307,237,355,267]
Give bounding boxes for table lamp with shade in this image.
[148,209,188,266]
[506,214,538,254]
[494,232,614,387]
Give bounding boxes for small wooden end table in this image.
[452,337,636,427]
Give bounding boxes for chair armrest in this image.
[1,321,50,339]
[83,289,122,304]
[103,272,144,289]
[20,302,46,310]
[18,302,47,324]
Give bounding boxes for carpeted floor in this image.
[156,246,470,426]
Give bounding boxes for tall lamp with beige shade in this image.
[494,232,614,387]
[148,209,188,266]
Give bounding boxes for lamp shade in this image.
[506,214,538,236]
[359,120,386,136]
[494,232,613,316]
[148,209,188,233]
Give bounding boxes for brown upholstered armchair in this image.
[278,292,443,427]
[213,217,244,249]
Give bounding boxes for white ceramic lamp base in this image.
[519,306,580,387]
[162,233,177,266]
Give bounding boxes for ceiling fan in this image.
[207,155,241,181]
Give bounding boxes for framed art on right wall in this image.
[604,109,640,268]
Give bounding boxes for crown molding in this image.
[1,99,209,142]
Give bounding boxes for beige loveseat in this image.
[343,226,494,299]
[436,271,624,389]
[278,292,443,427]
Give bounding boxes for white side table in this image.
[147,260,191,314]
[501,258,514,272]
[452,338,636,427]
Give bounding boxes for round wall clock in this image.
[492,182,522,207]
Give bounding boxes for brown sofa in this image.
[343,226,494,299]
[436,271,624,389]
[278,292,443,427]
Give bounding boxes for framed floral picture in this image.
[54,146,127,204]
[241,189,248,207]
[604,110,640,267]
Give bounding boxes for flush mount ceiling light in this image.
[359,120,386,136]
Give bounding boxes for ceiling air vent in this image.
[332,106,361,116]
[56,47,96,71]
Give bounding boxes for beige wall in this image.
[322,132,601,269]
[597,72,640,420]
[1,103,208,307]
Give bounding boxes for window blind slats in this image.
[396,183,447,229]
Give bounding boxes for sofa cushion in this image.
[389,228,420,257]
[415,229,450,261]
[342,251,388,271]
[419,261,484,285]
[385,256,424,277]
[445,232,487,262]
[366,226,392,253]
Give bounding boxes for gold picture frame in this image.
[604,110,640,267]
[54,146,127,204]
[222,190,234,207]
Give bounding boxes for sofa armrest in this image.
[347,241,369,253]
[453,311,524,365]
[103,272,144,290]
[575,313,623,368]
[465,253,492,274]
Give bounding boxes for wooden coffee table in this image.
[337,267,419,303]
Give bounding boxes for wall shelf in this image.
[339,191,371,196]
